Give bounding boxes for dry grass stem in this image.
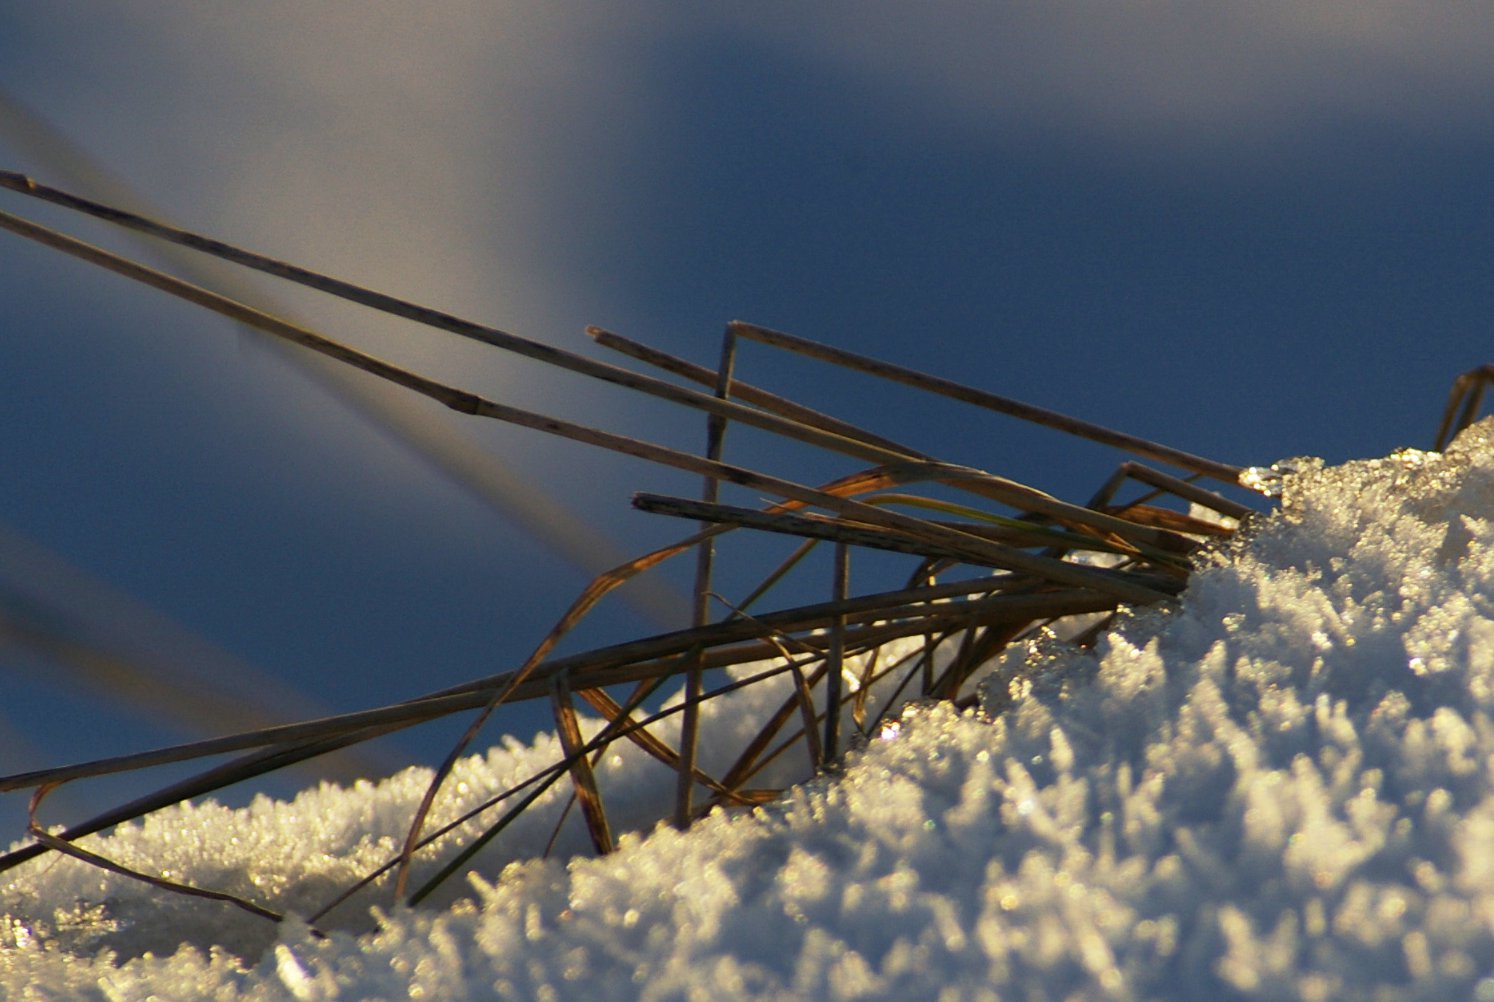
[0,171,1268,927]
[730,320,1244,484]
[1435,365,1494,450]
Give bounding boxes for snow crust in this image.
[5,420,1494,1000]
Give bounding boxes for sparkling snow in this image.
[5,420,1494,1000]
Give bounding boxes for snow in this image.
[5,420,1494,1000]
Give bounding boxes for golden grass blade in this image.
[402,658,817,906]
[929,623,1025,700]
[701,593,833,780]
[1096,462,1255,521]
[1102,505,1237,538]
[716,654,830,795]
[318,671,694,917]
[575,682,683,771]
[731,537,819,613]
[550,672,615,855]
[913,465,1200,555]
[572,684,757,806]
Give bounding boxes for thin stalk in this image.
[0,207,1173,604]
[730,320,1244,483]
[0,582,1118,797]
[0,181,923,472]
[589,326,924,459]
[27,785,289,928]
[550,671,614,855]
[676,327,736,828]
[1103,463,1255,521]
[823,544,850,766]
[1435,365,1494,450]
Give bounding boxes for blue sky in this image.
[1,5,1491,826]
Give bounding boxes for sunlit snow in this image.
[5,420,1494,999]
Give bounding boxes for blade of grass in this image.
[0,209,1176,605]
[0,580,1119,797]
[550,672,614,855]
[0,141,684,630]
[823,544,850,767]
[1434,365,1494,450]
[589,326,926,459]
[677,326,737,828]
[1100,462,1256,521]
[26,784,291,928]
[0,178,933,473]
[633,494,1051,564]
[729,320,1244,483]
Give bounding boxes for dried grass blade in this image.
[634,494,1029,564]
[1102,462,1256,521]
[550,673,614,855]
[26,783,290,927]
[0,176,943,472]
[572,685,755,806]
[0,725,399,875]
[864,493,1196,565]
[703,593,830,779]
[676,327,737,828]
[574,684,681,770]
[589,326,925,459]
[928,623,1027,700]
[1434,365,1494,450]
[823,544,850,765]
[630,486,1165,600]
[403,660,756,906]
[716,657,832,795]
[325,670,682,918]
[730,320,1243,483]
[1102,505,1237,538]
[919,465,1199,555]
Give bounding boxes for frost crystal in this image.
[5,419,1494,1000]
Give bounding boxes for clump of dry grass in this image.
[6,172,1479,934]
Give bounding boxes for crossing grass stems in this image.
[0,171,1486,935]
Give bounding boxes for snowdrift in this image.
[5,420,1494,999]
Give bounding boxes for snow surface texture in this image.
[4,420,1494,1000]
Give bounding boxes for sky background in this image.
[1,4,1491,829]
